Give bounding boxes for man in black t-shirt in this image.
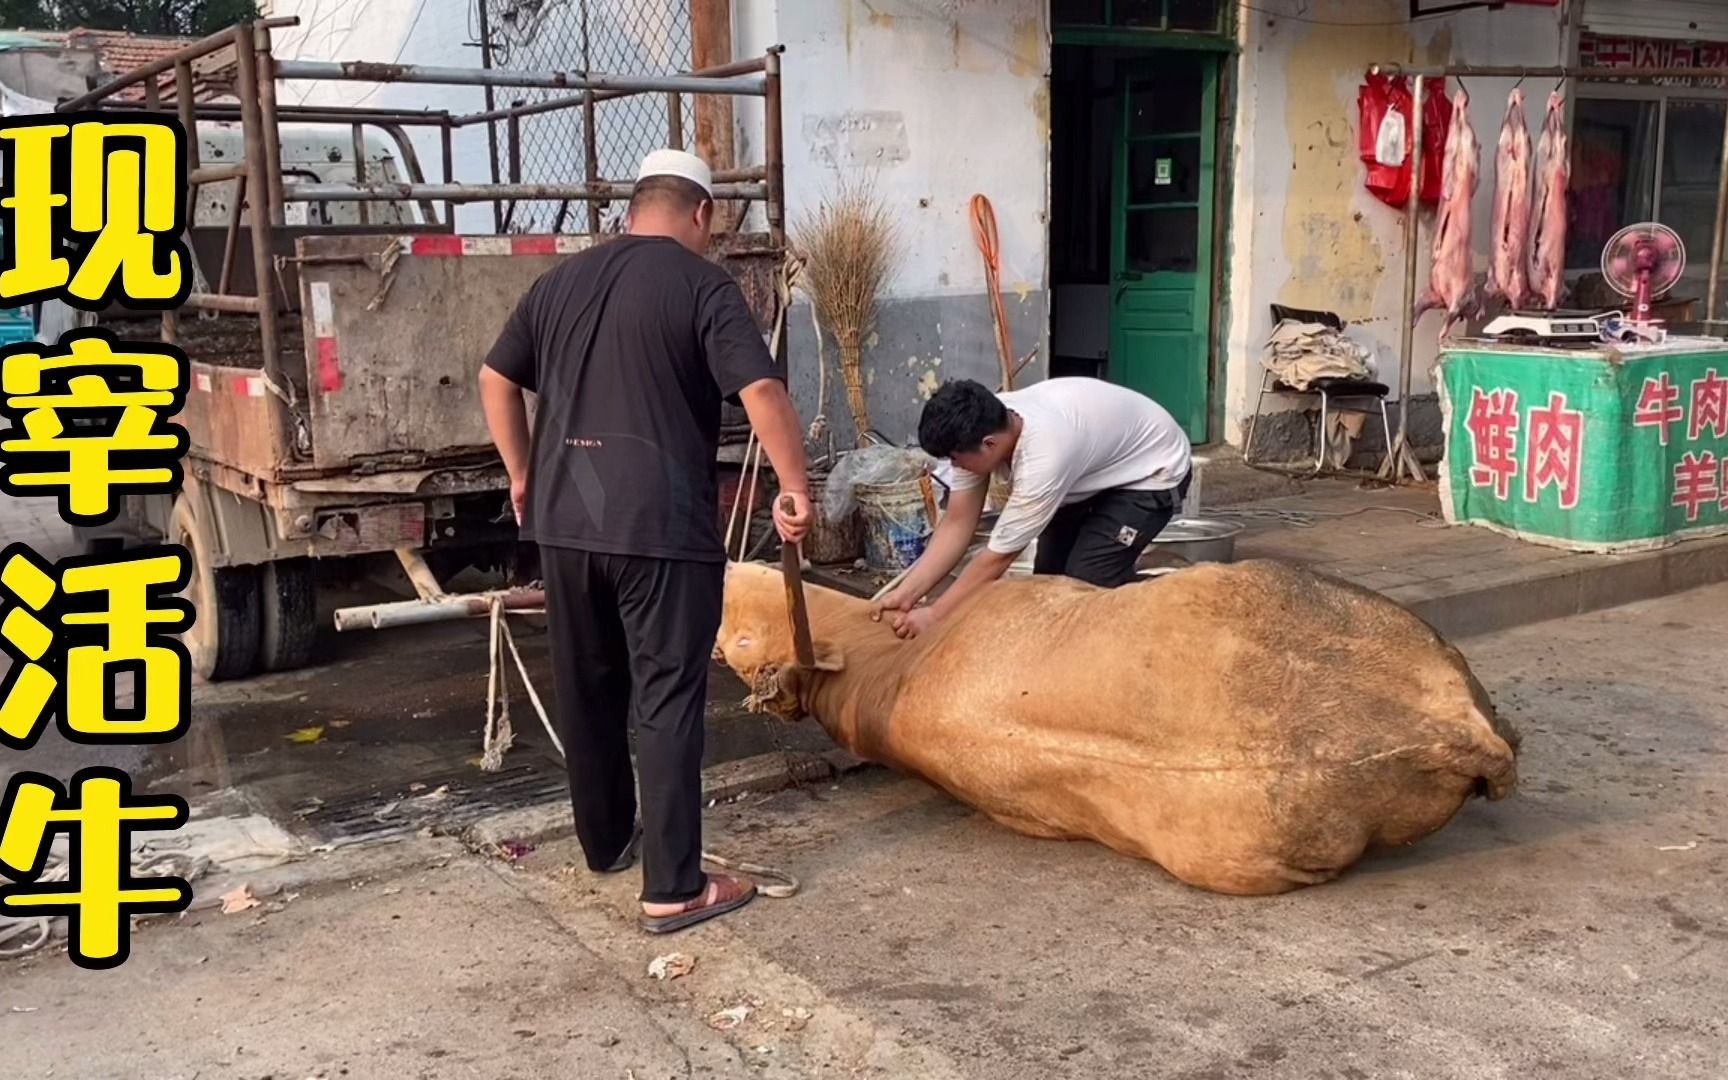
[480,149,811,934]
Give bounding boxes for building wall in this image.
[1224,0,1571,459]
[734,0,1051,445]
[267,0,495,232]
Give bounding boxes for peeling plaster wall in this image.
[1224,0,1567,458]
[735,0,1051,443]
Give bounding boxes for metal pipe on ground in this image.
[273,60,765,98]
[333,590,548,632]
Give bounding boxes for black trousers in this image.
[1032,474,1192,588]
[540,545,721,904]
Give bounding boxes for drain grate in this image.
[303,758,569,845]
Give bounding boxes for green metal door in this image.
[1108,53,1217,441]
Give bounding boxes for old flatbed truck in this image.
[67,19,788,680]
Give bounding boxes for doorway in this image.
[1049,45,1218,441]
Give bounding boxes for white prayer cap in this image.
[636,149,713,197]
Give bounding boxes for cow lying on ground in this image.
[716,559,1519,896]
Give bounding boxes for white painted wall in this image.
[267,0,495,231]
[733,0,1050,303]
[1222,0,1570,443]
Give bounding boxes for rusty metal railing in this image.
[63,18,788,464]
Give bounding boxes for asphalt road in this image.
[6,584,1726,1080]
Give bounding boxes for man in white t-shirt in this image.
[872,377,1191,639]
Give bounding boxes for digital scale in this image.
[1480,223,1686,348]
[1480,311,1603,344]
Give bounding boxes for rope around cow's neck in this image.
[480,596,800,900]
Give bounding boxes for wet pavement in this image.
[163,608,832,846]
[0,494,835,847]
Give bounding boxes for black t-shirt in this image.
[484,235,779,562]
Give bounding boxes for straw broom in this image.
[795,177,897,446]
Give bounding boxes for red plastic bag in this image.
[1359,72,1451,208]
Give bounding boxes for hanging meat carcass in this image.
[1415,87,1481,338]
[1486,89,1533,309]
[1528,90,1571,310]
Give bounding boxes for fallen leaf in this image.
[707,1004,751,1031]
[219,885,260,914]
[285,726,325,744]
[647,952,695,981]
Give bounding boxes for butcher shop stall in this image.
[1364,59,1728,553]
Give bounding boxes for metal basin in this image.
[1140,517,1242,567]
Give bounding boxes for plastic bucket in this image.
[855,478,933,571]
[805,473,864,566]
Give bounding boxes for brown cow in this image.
[716,559,1519,896]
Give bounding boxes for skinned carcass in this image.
[718,561,1519,897]
[1528,90,1571,309]
[1487,89,1533,308]
[1415,87,1481,337]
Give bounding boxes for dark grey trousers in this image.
[1032,474,1192,587]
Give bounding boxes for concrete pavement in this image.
[7,584,1725,1079]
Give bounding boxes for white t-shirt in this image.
[949,378,1191,555]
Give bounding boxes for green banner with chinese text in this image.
[1437,341,1728,552]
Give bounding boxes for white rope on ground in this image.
[1206,505,1447,529]
[477,602,799,899]
[481,595,517,772]
[0,849,213,961]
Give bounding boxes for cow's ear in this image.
[811,639,845,672]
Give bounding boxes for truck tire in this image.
[172,495,261,682]
[258,559,317,673]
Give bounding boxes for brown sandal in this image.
[639,873,757,935]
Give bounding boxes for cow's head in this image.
[715,562,845,722]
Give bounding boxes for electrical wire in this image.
[344,0,434,108]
